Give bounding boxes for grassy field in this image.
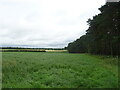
[2,52,118,88]
[0,49,67,52]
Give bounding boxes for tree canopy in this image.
[67,2,120,56]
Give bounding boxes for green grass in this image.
[2,52,118,88]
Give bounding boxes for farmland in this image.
[0,49,67,52]
[2,52,118,88]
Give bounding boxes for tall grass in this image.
[2,52,118,88]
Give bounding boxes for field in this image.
[2,52,118,88]
[0,49,67,52]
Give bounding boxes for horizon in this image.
[0,46,65,49]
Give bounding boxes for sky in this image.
[0,0,105,48]
[106,0,120,2]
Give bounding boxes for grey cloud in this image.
[0,0,105,48]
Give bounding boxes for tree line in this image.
[67,2,120,56]
[1,47,65,50]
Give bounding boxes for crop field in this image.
[2,52,118,88]
[0,49,67,52]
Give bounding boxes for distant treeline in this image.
[67,2,120,56]
[0,47,65,50]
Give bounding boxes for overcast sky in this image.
[0,0,105,48]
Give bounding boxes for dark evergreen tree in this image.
[67,2,120,56]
